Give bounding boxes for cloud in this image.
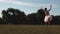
[0,0,57,8]
[34,4,57,9]
[10,1,35,6]
[0,0,35,6]
[0,0,57,9]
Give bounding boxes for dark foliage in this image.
[0,8,60,25]
[2,8,27,24]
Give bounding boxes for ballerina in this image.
[44,5,52,25]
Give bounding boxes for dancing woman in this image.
[44,5,52,25]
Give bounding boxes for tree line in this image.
[0,8,60,25]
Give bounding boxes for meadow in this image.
[0,25,60,34]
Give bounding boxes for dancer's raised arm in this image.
[48,5,52,11]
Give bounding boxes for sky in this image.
[0,0,60,17]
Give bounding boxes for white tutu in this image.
[44,15,52,22]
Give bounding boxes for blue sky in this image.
[0,0,60,17]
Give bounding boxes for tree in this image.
[2,8,27,24]
[27,9,45,25]
[0,18,5,24]
[36,9,45,25]
[27,13,38,24]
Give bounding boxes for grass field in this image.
[0,25,60,34]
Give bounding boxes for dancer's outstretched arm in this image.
[48,5,52,11]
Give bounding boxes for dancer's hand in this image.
[48,5,52,11]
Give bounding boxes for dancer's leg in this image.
[45,22,48,25]
[48,22,50,25]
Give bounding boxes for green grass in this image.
[0,25,60,34]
